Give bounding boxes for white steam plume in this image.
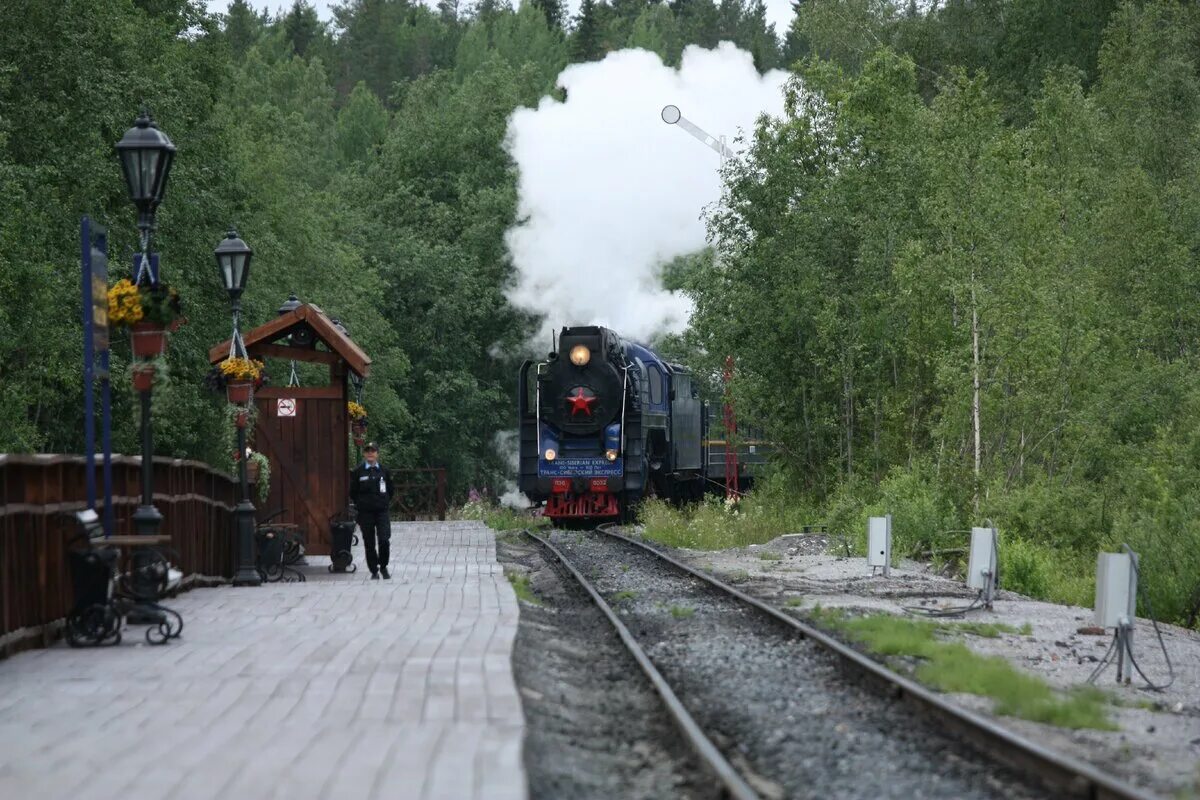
[505,43,788,344]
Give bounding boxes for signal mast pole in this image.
[722,356,739,499]
[661,105,739,499]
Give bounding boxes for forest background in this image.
[4,0,1200,623]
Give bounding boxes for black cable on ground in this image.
[1086,632,1119,685]
[904,525,997,618]
[902,589,986,618]
[1121,543,1175,692]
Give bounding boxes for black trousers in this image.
[357,509,391,573]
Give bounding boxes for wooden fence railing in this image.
[389,468,447,521]
[0,454,238,657]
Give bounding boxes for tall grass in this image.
[637,464,1112,615]
[813,609,1115,730]
[452,499,547,531]
[640,493,819,550]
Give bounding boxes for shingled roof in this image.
[207,303,371,378]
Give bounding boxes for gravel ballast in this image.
[496,534,721,800]
[548,530,1046,800]
[688,533,1199,797]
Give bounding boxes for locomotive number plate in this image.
[539,457,624,477]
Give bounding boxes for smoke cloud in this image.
[505,43,789,344]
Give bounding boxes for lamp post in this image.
[336,318,367,445]
[115,109,176,620]
[116,111,175,537]
[334,318,367,456]
[215,229,261,587]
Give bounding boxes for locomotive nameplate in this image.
[539,457,624,477]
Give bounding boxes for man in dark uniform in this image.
[349,442,394,579]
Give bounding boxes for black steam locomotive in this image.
[517,325,764,523]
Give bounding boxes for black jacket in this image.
[349,462,394,513]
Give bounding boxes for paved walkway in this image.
[0,521,527,800]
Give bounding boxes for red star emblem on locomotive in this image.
[567,387,596,417]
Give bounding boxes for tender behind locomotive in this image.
[518,325,707,522]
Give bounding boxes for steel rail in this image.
[597,527,1160,800]
[523,529,761,800]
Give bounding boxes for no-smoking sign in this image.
[277,398,297,417]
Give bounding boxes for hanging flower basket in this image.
[227,380,253,405]
[217,357,265,406]
[130,321,168,359]
[350,409,367,446]
[132,365,155,392]
[108,278,183,359]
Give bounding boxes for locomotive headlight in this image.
[569,345,591,366]
[544,448,557,461]
[605,449,618,462]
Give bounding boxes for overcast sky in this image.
[204,0,797,38]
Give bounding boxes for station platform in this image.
[0,520,527,800]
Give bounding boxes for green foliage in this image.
[640,491,819,550]
[688,2,1200,625]
[948,621,1022,639]
[568,0,781,65]
[814,610,1115,730]
[570,0,605,62]
[456,497,547,530]
[0,0,785,500]
[507,571,540,604]
[335,82,389,165]
[669,604,695,619]
[247,450,271,503]
[864,462,960,557]
[490,506,549,531]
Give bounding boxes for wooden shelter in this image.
[209,303,370,555]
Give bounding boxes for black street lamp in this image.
[115,110,176,256]
[215,229,261,587]
[116,112,176,537]
[278,291,314,348]
[116,110,175,621]
[277,292,301,316]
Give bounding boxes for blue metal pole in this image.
[101,348,113,537]
[81,217,96,512]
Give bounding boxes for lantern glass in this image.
[115,112,176,214]
[214,230,253,299]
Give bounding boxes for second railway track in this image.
[525,527,1159,800]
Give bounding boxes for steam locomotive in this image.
[517,325,764,523]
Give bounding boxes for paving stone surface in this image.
[0,520,527,800]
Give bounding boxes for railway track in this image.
[524,527,1160,800]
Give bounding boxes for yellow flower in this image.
[347,401,367,420]
[107,279,143,328]
[219,357,263,381]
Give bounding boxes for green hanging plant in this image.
[246,449,271,504]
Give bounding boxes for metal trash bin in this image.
[329,512,358,573]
